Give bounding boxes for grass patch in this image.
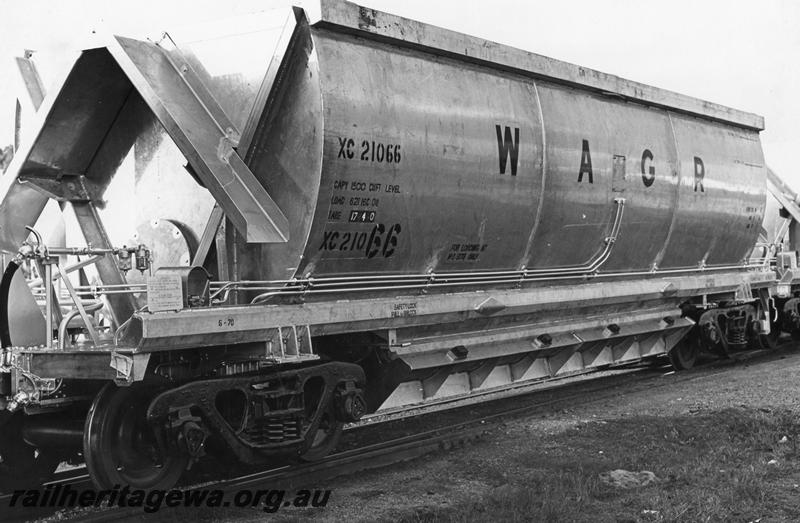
[400,407,800,522]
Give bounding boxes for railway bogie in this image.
[0,0,794,492]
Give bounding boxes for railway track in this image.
[2,345,792,522]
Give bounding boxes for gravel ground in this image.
[247,348,800,522]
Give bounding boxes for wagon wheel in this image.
[84,383,188,490]
[299,402,343,462]
[0,414,62,492]
[668,336,700,370]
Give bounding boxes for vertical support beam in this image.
[228,220,240,286]
[34,259,62,329]
[71,202,136,327]
[215,218,230,281]
[44,262,53,349]
[192,204,224,268]
[215,218,241,304]
[13,100,21,153]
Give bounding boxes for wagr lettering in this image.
[496,125,520,176]
[577,139,705,192]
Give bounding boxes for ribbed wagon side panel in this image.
[298,30,544,277]
[656,116,765,269]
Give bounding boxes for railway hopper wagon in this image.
[0,0,790,491]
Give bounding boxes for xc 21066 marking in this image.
[319,223,401,258]
[338,137,402,164]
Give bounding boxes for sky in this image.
[0,0,797,186]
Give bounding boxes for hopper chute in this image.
[0,34,290,253]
